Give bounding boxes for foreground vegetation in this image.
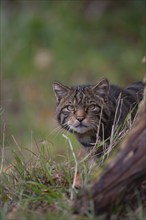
[1,114,146,220]
[0,138,97,220]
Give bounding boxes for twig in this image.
[62,134,78,200]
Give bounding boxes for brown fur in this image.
[53,79,145,152]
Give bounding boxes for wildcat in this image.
[53,79,145,155]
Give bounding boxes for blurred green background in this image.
[1,0,145,163]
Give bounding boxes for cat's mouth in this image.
[69,123,90,134]
[75,123,88,128]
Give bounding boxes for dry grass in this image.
[1,104,145,220]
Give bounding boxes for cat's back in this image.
[109,84,130,102]
[109,81,145,102]
[126,81,145,102]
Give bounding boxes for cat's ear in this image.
[92,79,109,100]
[53,81,70,102]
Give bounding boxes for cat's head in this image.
[53,79,111,134]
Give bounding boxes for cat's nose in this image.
[76,109,86,122]
[76,116,84,122]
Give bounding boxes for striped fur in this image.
[53,79,145,151]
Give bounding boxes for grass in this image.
[0,130,96,220]
[1,110,145,220]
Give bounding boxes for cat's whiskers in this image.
[53,124,71,140]
[43,125,61,142]
[48,122,69,139]
[55,127,64,136]
[62,122,71,133]
[47,125,62,136]
[89,120,99,130]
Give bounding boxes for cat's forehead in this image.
[71,85,91,97]
[67,85,98,104]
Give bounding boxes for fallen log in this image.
[73,89,146,216]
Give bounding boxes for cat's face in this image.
[53,79,110,134]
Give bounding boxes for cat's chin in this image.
[70,125,91,134]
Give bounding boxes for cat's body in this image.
[53,79,145,153]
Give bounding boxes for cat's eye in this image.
[66,105,74,111]
[88,104,99,111]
